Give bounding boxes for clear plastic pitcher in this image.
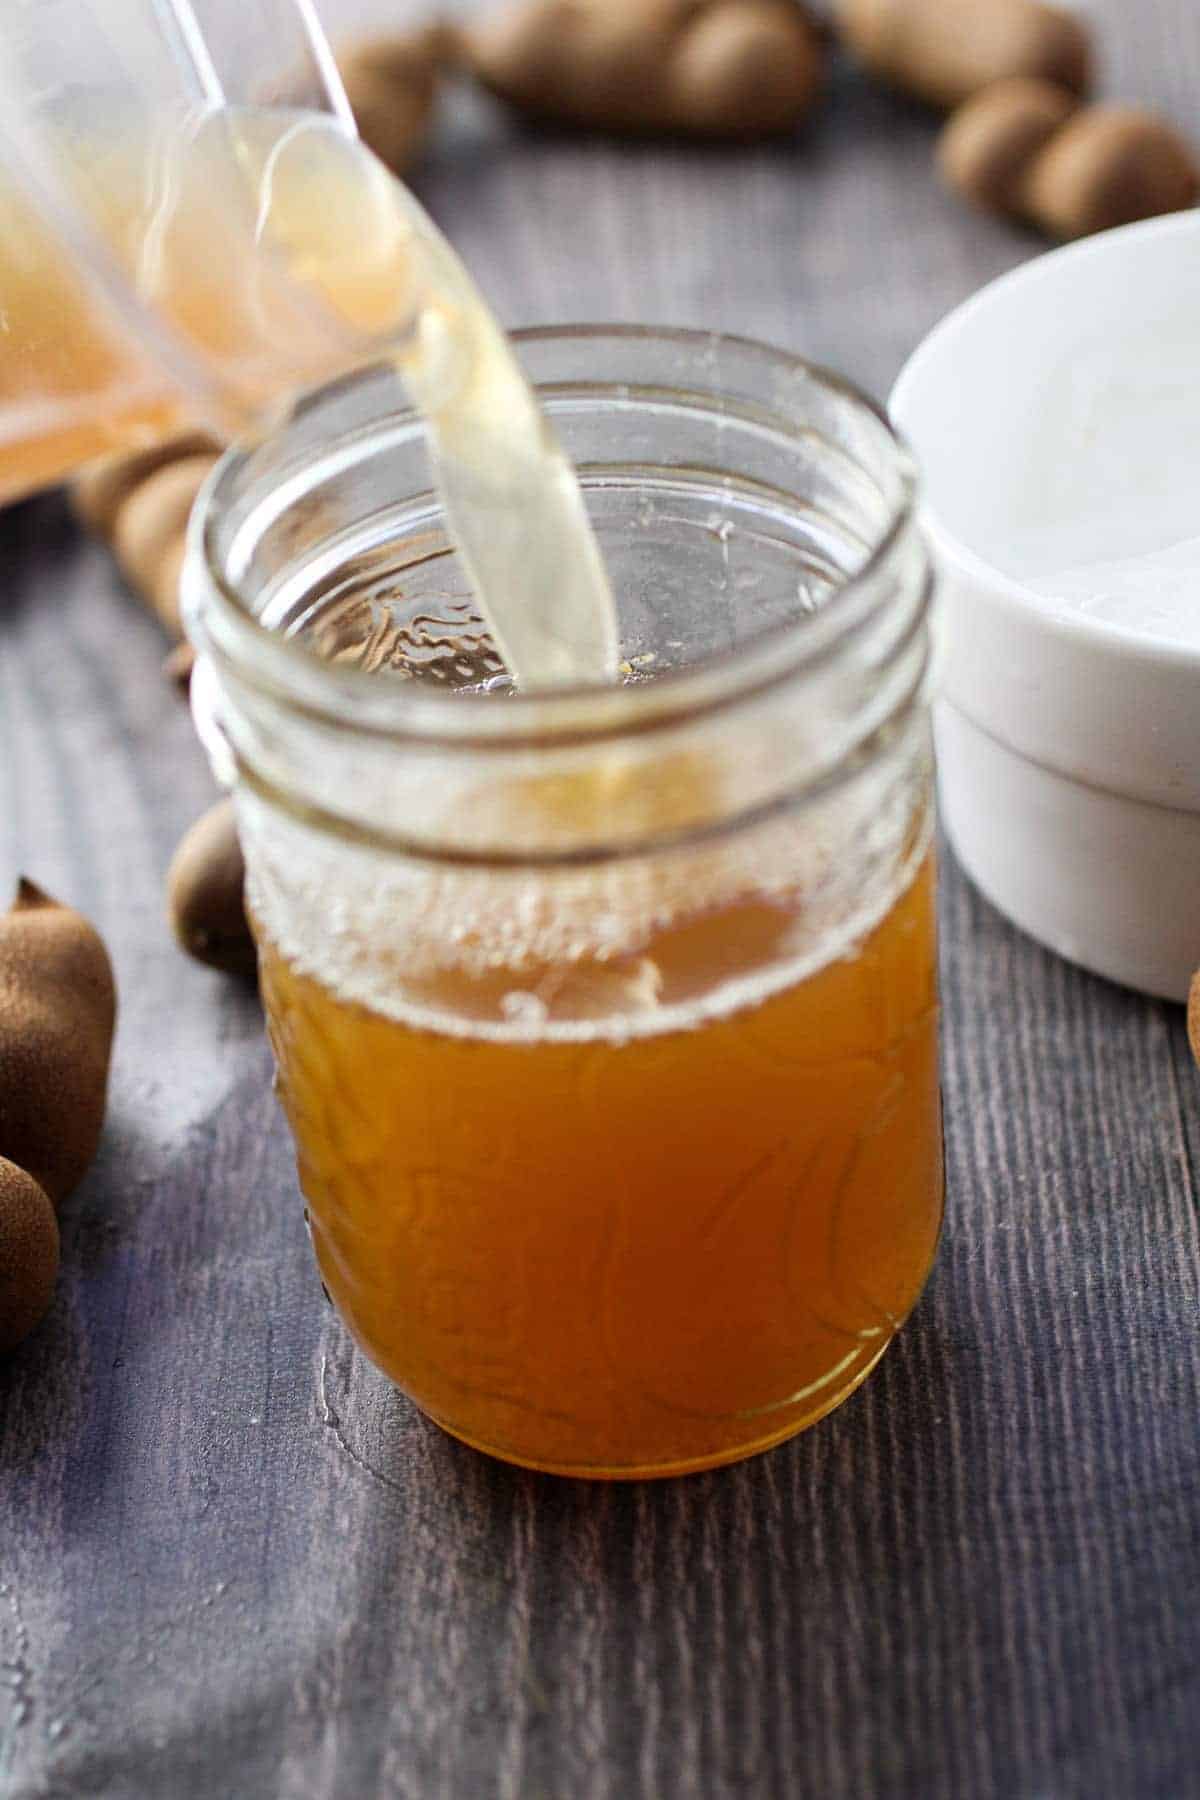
[0,0,420,503]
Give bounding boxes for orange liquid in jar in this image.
[258,851,942,1478]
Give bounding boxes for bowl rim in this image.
[889,209,1200,676]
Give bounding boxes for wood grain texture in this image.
[3,4,1200,1796]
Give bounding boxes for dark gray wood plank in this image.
[3,3,1200,1796]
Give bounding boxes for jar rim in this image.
[189,324,920,749]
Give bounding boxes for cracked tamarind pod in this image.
[0,881,116,1352]
[462,0,825,138]
[836,0,1090,111]
[939,78,1200,237]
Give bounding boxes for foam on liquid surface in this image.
[242,718,933,1046]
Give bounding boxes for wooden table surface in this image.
[3,5,1200,1796]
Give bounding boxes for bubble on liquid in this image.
[593,911,627,955]
[500,990,549,1026]
[242,710,930,1047]
[618,651,657,681]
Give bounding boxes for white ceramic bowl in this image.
[891,210,1200,1002]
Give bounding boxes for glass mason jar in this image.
[185,326,942,1479]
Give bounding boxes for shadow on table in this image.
[315,1274,977,1580]
[293,1290,995,1792]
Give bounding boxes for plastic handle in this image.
[166,0,355,123]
